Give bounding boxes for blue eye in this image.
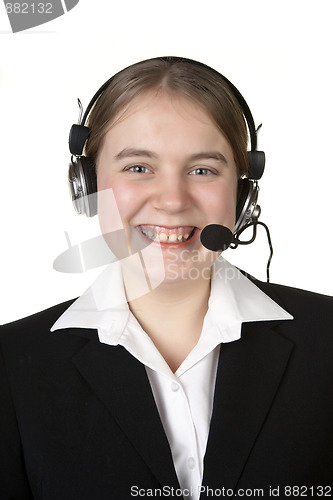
[127,165,150,173]
[190,168,213,175]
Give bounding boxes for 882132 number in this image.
[5,3,53,14]
[284,486,332,496]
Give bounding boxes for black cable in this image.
[231,219,273,283]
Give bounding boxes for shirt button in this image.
[171,382,180,392]
[187,457,195,470]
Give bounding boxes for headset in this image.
[68,56,266,237]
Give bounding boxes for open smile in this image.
[137,225,197,244]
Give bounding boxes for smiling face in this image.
[97,89,238,285]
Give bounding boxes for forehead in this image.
[100,89,233,156]
[111,89,215,126]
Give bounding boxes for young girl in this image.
[1,57,332,499]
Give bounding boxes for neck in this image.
[129,272,210,316]
[125,273,211,372]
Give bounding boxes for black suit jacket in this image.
[1,280,333,499]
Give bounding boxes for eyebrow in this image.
[114,148,158,160]
[114,148,228,164]
[187,152,228,164]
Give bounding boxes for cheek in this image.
[198,182,237,222]
[97,173,138,223]
[97,179,146,259]
[110,185,135,219]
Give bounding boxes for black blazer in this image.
[1,280,333,499]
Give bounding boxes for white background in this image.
[0,0,332,324]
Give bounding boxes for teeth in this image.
[168,233,178,242]
[140,226,194,243]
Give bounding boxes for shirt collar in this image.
[201,257,293,344]
[51,261,130,344]
[51,257,293,346]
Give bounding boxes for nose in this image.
[152,174,191,214]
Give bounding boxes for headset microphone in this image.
[200,225,234,252]
[201,219,273,283]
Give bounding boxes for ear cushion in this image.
[235,178,260,234]
[236,179,250,223]
[80,156,97,196]
[79,156,97,217]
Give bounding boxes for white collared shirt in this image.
[51,257,293,498]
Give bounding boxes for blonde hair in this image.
[85,57,249,176]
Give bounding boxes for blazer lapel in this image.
[72,335,180,490]
[202,320,294,491]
